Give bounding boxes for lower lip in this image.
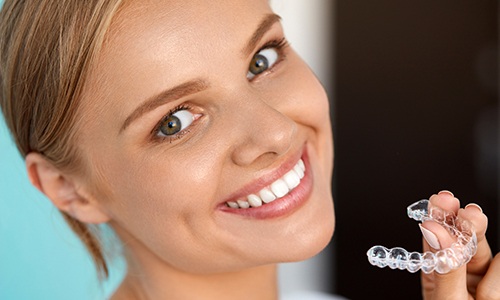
[218,153,313,219]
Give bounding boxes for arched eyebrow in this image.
[241,13,282,57]
[120,14,281,134]
[120,79,209,133]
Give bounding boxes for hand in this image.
[420,191,500,300]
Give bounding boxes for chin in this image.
[195,219,334,275]
[283,212,335,263]
[256,199,335,265]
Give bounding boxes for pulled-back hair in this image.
[0,0,124,279]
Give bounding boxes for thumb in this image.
[420,222,469,299]
[419,191,470,299]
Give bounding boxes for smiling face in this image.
[75,0,334,274]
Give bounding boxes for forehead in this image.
[104,0,273,75]
[81,0,273,121]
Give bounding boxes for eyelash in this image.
[262,37,289,56]
[150,37,290,144]
[249,37,289,80]
[151,104,193,143]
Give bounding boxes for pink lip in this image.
[218,145,313,219]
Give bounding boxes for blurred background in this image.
[0,0,498,299]
[334,1,498,299]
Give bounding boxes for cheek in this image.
[274,55,331,133]
[281,55,334,165]
[90,142,219,227]
[91,148,231,270]
[105,150,217,216]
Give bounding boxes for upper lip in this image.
[219,145,305,206]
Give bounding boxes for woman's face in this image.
[77,0,334,273]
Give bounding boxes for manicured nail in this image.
[465,203,483,213]
[438,190,454,197]
[419,224,441,250]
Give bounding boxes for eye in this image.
[157,109,195,137]
[246,47,279,80]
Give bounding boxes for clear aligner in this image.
[366,199,477,274]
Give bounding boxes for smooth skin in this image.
[26,0,334,299]
[23,1,500,299]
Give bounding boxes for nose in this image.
[229,96,296,168]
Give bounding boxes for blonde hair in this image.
[0,0,124,279]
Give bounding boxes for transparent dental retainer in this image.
[367,199,477,274]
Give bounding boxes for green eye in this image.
[158,110,194,137]
[159,115,181,135]
[247,48,279,80]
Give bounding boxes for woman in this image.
[0,1,498,299]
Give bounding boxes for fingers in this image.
[426,192,492,275]
[458,205,491,276]
[476,252,500,300]
[429,191,460,214]
[421,237,468,300]
[421,192,468,299]
[420,191,492,299]
[422,191,462,250]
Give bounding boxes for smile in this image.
[226,159,305,209]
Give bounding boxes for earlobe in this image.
[25,152,110,224]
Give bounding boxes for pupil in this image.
[160,115,181,135]
[249,54,268,75]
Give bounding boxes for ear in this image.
[25,152,110,224]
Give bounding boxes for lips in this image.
[226,158,305,209]
[219,147,313,219]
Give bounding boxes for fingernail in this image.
[438,190,454,197]
[419,224,441,250]
[465,203,483,213]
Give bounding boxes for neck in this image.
[111,226,279,300]
[122,261,278,300]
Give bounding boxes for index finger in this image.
[459,204,492,276]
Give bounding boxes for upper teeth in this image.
[226,159,305,209]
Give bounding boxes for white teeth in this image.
[298,159,305,171]
[259,188,277,203]
[293,164,304,179]
[226,158,306,209]
[283,169,301,189]
[247,194,263,207]
[237,200,250,209]
[227,201,239,208]
[270,179,289,198]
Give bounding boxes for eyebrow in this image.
[242,13,282,57]
[120,79,209,133]
[120,14,281,133]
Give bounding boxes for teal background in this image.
[0,116,124,299]
[0,2,124,299]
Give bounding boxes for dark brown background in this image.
[332,1,498,299]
